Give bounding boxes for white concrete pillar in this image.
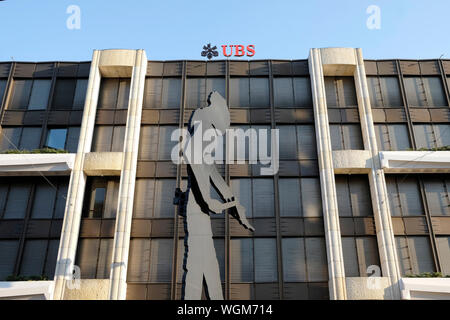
[309,49,347,300]
[53,50,102,300]
[108,49,147,300]
[353,48,401,299]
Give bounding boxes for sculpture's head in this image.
[201,91,230,135]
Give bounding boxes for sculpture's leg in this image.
[183,236,203,300]
[203,239,224,300]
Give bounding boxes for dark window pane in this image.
[111,126,126,152]
[133,179,155,218]
[301,178,322,217]
[161,78,181,109]
[396,236,435,275]
[143,78,162,108]
[297,125,316,159]
[116,79,130,109]
[325,77,357,107]
[10,80,32,110]
[231,238,254,282]
[254,238,278,282]
[231,179,252,218]
[45,128,67,150]
[437,237,450,276]
[98,79,119,109]
[20,240,48,276]
[293,77,312,107]
[96,239,113,278]
[88,187,106,218]
[0,240,19,280]
[3,183,31,219]
[103,180,119,218]
[279,125,297,160]
[76,239,100,278]
[66,126,80,153]
[154,179,176,218]
[73,79,88,109]
[128,239,150,282]
[282,238,306,281]
[0,79,7,103]
[20,127,42,150]
[138,126,159,160]
[404,77,426,107]
[380,77,403,107]
[423,77,447,107]
[342,237,359,276]
[157,126,177,160]
[274,78,294,108]
[342,124,364,150]
[250,78,269,108]
[229,78,249,108]
[44,239,60,279]
[54,183,68,219]
[31,183,56,218]
[28,80,51,110]
[186,78,206,109]
[0,127,21,151]
[305,238,328,281]
[92,126,113,152]
[252,179,274,217]
[423,177,450,216]
[52,79,76,109]
[279,179,301,217]
[149,239,173,282]
[206,78,226,99]
[434,125,450,148]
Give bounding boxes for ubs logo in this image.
[201,43,255,59]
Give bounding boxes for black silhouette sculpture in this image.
[174,91,254,300]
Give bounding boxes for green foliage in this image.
[6,275,49,281]
[405,272,450,278]
[1,148,68,154]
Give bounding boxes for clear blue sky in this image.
[0,0,449,62]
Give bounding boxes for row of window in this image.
[3,75,449,112]
[0,126,80,152]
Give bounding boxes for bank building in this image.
[0,48,449,300]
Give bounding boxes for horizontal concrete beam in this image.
[0,281,54,300]
[83,152,123,176]
[380,151,450,173]
[400,278,450,300]
[345,277,392,300]
[0,153,75,176]
[332,150,372,173]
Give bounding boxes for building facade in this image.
[0,48,450,300]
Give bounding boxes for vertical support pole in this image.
[53,50,102,300]
[109,50,147,300]
[354,48,401,299]
[308,49,347,300]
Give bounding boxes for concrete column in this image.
[353,49,401,299]
[53,50,102,300]
[108,50,147,300]
[308,49,347,300]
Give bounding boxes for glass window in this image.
[325,77,357,108]
[294,77,312,107]
[20,127,42,150]
[45,128,67,150]
[229,78,249,108]
[9,79,32,110]
[274,78,294,108]
[254,238,278,282]
[206,78,226,100]
[138,126,159,160]
[92,126,125,152]
[342,237,380,277]
[414,124,450,149]
[423,177,450,216]
[436,237,450,276]
[73,79,88,109]
[336,175,373,217]
[66,126,80,153]
[330,124,364,150]
[282,238,306,282]
[252,179,274,217]
[231,238,254,282]
[404,77,447,107]
[367,77,403,108]
[157,126,178,160]
[28,79,51,110]
[305,238,328,281]
[0,240,19,280]
[374,124,411,151]
[1,127,42,151]
[98,78,131,109]
[250,78,269,108]
[0,127,21,151]
[20,240,47,276]
[0,79,7,103]
[31,183,56,218]
[133,179,155,218]
[231,179,252,218]
[186,78,206,109]
[161,78,181,109]
[76,238,113,279]
[279,179,301,217]
[52,79,77,109]
[154,179,176,218]
[386,176,423,217]
[396,236,435,276]
[149,239,173,282]
[3,183,31,219]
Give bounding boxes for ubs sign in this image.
[201,43,255,59]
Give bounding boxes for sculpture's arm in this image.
[210,166,254,232]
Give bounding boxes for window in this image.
[274,77,312,108]
[386,176,424,216]
[143,78,181,109]
[374,124,411,151]
[127,238,173,282]
[91,125,126,152]
[278,178,322,217]
[324,77,357,108]
[436,237,450,276]
[414,124,450,149]
[423,177,450,216]
[329,124,364,150]
[98,78,131,109]
[231,178,274,218]
[254,238,278,282]
[341,237,380,277]
[0,127,42,151]
[336,175,373,217]
[52,78,88,109]
[76,238,113,279]
[395,236,436,276]
[138,126,178,160]
[0,79,7,103]
[281,237,328,285]
[367,76,403,108]
[229,78,270,108]
[9,79,51,110]
[45,127,80,152]
[404,77,447,107]
[0,178,68,280]
[186,78,226,108]
[278,125,317,160]
[82,178,119,219]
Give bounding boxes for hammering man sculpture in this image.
[174,91,254,300]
